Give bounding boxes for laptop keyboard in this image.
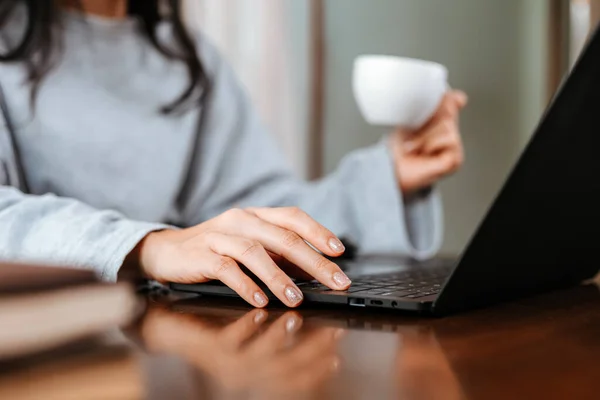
[297,266,452,299]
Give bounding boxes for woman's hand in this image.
[390,90,468,195]
[135,207,351,308]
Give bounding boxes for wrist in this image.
[119,229,169,282]
[118,238,146,282]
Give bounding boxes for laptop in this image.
[171,26,600,316]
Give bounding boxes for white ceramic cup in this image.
[353,55,448,129]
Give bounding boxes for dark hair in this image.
[0,0,208,114]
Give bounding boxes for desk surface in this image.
[4,283,600,399]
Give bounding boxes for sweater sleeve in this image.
[0,184,168,281]
[181,35,444,260]
[297,139,443,259]
[1,18,175,281]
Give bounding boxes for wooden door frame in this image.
[549,0,600,99]
[591,0,600,27]
[308,0,325,179]
[547,0,571,100]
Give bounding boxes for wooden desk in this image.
[4,284,600,399]
[140,283,600,399]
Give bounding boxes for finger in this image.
[216,208,351,291]
[207,232,305,307]
[244,216,351,290]
[430,92,460,123]
[418,151,463,185]
[408,90,465,146]
[219,309,269,348]
[248,207,351,286]
[203,246,270,308]
[403,91,465,154]
[399,150,463,192]
[219,209,350,290]
[452,90,468,108]
[421,122,461,155]
[245,207,345,257]
[423,135,457,155]
[248,312,304,356]
[404,118,456,154]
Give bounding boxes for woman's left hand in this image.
[389,90,468,195]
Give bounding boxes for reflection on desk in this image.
[3,283,600,399]
[142,282,600,400]
[0,343,144,399]
[0,335,206,400]
[142,306,344,398]
[142,298,465,399]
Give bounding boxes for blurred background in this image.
[184,0,596,255]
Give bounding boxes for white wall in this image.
[322,0,550,254]
[185,0,313,177]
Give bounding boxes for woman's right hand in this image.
[135,207,352,308]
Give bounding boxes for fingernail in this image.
[285,286,304,305]
[254,310,267,324]
[333,272,351,288]
[286,315,302,333]
[328,238,345,253]
[254,292,268,307]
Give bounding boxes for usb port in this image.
[349,298,366,307]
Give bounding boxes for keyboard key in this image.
[306,285,329,291]
[345,266,451,294]
[383,286,403,291]
[362,289,390,295]
[407,293,432,299]
[381,291,413,297]
[407,294,427,299]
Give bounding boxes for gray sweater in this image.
[0,11,442,281]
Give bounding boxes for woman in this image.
[0,0,466,308]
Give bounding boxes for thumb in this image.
[452,90,468,108]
